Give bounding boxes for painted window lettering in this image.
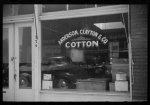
[58,29,108,48]
[58,30,79,45]
[65,41,99,48]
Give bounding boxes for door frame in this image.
[3,21,36,101]
[3,24,15,101]
[14,22,35,101]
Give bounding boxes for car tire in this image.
[19,76,29,88]
[57,78,68,89]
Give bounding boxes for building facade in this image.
[2,4,147,101]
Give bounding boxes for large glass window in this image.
[19,27,32,89]
[41,13,129,92]
[3,4,34,17]
[3,28,9,88]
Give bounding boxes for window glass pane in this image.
[19,27,32,89]
[42,4,66,12]
[3,5,13,17]
[3,4,34,17]
[41,13,129,92]
[3,28,9,88]
[69,4,95,10]
[16,4,34,15]
[119,40,128,58]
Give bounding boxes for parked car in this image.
[19,63,32,88]
[19,56,80,89]
[19,56,112,89]
[41,56,80,89]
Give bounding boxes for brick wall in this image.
[130,5,147,100]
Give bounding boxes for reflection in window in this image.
[42,4,66,12]
[19,27,32,89]
[3,28,9,88]
[3,4,34,17]
[119,40,128,58]
[68,4,95,10]
[17,4,34,15]
[3,5,13,17]
[42,4,96,13]
[109,37,128,62]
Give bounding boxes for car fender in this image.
[20,73,31,82]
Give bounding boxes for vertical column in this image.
[33,4,41,101]
[128,5,133,101]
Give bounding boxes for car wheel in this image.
[19,76,29,88]
[58,79,68,89]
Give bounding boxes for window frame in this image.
[38,4,130,92]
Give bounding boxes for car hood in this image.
[19,63,80,72]
[42,63,79,71]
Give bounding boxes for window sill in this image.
[40,89,130,96]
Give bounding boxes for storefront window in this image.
[3,28,9,88]
[3,4,34,17]
[41,13,129,92]
[19,27,32,89]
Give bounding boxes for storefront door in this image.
[3,22,34,101]
[14,22,34,101]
